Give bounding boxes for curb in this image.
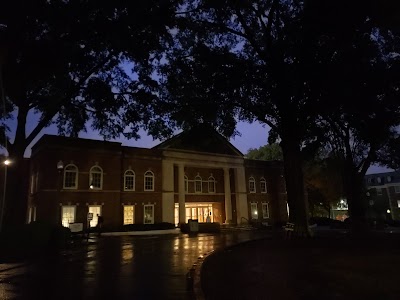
[192,250,214,300]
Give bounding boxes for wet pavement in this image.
[0,230,270,300]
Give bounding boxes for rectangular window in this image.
[64,171,77,189]
[124,176,135,191]
[250,203,258,219]
[144,177,154,191]
[262,203,269,219]
[88,205,102,228]
[397,200,400,208]
[144,205,154,224]
[195,180,202,193]
[260,181,267,193]
[208,181,215,193]
[376,188,383,196]
[61,206,76,228]
[123,205,135,225]
[395,186,400,194]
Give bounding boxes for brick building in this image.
[27,127,289,229]
[365,171,400,221]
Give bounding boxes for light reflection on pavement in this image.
[0,230,269,300]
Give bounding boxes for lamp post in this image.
[0,158,10,232]
[57,160,64,225]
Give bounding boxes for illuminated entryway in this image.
[174,203,222,225]
[88,205,102,227]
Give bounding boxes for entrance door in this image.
[88,205,102,227]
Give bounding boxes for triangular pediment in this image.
[153,125,243,157]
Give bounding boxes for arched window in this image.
[184,175,188,193]
[124,170,135,191]
[89,166,103,190]
[260,177,267,193]
[64,164,78,189]
[144,171,154,191]
[195,174,202,193]
[208,175,216,193]
[249,177,256,193]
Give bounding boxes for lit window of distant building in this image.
[251,203,258,219]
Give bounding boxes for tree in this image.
[246,144,283,161]
[0,0,179,229]
[158,0,400,235]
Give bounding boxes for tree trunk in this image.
[343,165,369,234]
[281,139,312,237]
[1,145,29,232]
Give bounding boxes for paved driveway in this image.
[0,230,269,300]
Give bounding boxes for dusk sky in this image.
[5,110,392,175]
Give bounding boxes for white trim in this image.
[144,170,155,191]
[194,174,202,193]
[260,177,267,194]
[144,204,155,224]
[63,164,78,189]
[89,165,103,190]
[262,202,269,219]
[250,202,258,219]
[208,175,216,193]
[249,177,256,193]
[124,170,136,191]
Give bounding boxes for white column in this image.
[235,167,249,224]
[178,163,186,224]
[224,167,232,223]
[162,160,175,223]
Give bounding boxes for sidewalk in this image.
[199,231,400,300]
[101,228,181,236]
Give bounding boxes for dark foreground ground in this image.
[201,230,400,300]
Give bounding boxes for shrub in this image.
[122,222,175,232]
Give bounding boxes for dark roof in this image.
[153,125,243,157]
[31,135,122,156]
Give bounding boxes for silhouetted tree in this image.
[0,0,179,229]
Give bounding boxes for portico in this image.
[161,149,248,225]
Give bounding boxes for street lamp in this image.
[0,157,10,232]
[57,160,64,225]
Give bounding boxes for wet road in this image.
[0,230,269,300]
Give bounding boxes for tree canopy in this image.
[246,144,283,161]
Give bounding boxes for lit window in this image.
[376,188,383,196]
[262,203,269,219]
[387,176,392,182]
[61,206,76,227]
[208,175,216,193]
[184,175,188,193]
[251,203,258,219]
[195,175,202,193]
[64,164,78,189]
[88,205,101,228]
[395,186,400,194]
[89,166,103,189]
[249,177,256,193]
[260,178,267,193]
[144,204,154,224]
[124,170,135,191]
[144,171,154,191]
[123,205,135,225]
[397,200,400,208]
